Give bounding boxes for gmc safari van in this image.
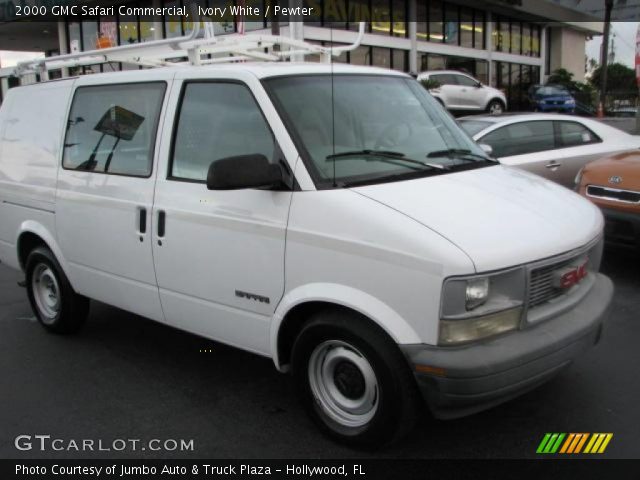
[0,63,613,446]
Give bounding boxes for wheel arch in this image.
[16,222,71,280]
[271,284,422,372]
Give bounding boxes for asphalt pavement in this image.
[0,246,638,459]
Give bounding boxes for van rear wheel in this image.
[25,247,89,334]
[291,310,421,447]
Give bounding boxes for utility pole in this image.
[598,0,614,116]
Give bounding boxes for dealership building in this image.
[0,0,602,110]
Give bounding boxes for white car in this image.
[0,63,612,446]
[459,113,640,188]
[417,70,507,114]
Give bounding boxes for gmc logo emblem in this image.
[552,260,589,290]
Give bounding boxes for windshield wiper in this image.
[326,150,448,170]
[426,148,495,163]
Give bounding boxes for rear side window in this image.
[432,74,457,86]
[454,75,477,87]
[556,121,600,148]
[480,121,555,157]
[63,82,166,177]
[170,82,275,182]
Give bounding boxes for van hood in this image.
[353,165,603,272]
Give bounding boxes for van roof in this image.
[16,63,409,89]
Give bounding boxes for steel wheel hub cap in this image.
[32,264,60,323]
[308,340,378,428]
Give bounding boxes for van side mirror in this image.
[475,82,483,88]
[206,154,284,190]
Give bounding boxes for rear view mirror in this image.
[207,154,284,190]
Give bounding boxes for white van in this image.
[0,63,613,446]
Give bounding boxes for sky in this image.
[586,21,638,67]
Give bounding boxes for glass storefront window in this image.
[428,54,445,70]
[522,23,531,56]
[82,22,99,51]
[419,53,428,72]
[475,60,488,84]
[391,0,406,37]
[417,0,427,42]
[118,14,139,45]
[392,49,407,72]
[371,0,391,36]
[460,8,473,48]
[350,45,371,65]
[444,3,458,45]
[348,0,370,32]
[164,0,183,38]
[532,25,541,57]
[372,47,391,68]
[428,0,443,43]
[511,21,521,55]
[499,18,510,52]
[68,22,81,53]
[474,11,484,49]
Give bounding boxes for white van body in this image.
[0,64,613,445]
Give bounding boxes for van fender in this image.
[16,220,72,280]
[270,283,422,370]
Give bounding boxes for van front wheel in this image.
[25,247,89,334]
[291,311,420,447]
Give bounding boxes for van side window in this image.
[63,82,166,177]
[170,82,275,182]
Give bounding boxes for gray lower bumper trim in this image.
[401,273,614,419]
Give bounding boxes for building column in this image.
[539,25,547,84]
[408,0,417,75]
[485,11,493,87]
[289,0,305,61]
[57,21,69,78]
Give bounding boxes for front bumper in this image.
[537,103,575,112]
[401,273,614,420]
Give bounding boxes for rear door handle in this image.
[545,161,562,169]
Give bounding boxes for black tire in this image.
[291,309,421,447]
[25,246,89,334]
[486,99,505,115]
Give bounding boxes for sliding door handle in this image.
[157,210,166,238]
[138,207,147,234]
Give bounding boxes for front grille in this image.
[587,185,640,204]
[528,255,583,308]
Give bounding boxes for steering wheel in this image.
[374,122,413,150]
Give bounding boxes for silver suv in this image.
[418,70,507,114]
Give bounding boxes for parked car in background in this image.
[528,84,576,113]
[458,113,640,188]
[418,70,507,114]
[576,152,640,251]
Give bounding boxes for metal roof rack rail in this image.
[12,17,366,81]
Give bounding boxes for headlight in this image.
[439,268,525,345]
[465,277,489,310]
[566,99,576,105]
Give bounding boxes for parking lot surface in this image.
[0,246,638,459]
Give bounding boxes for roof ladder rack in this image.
[12,17,366,81]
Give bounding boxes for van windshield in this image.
[264,74,491,188]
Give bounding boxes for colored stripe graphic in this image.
[536,433,565,454]
[538,433,613,454]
